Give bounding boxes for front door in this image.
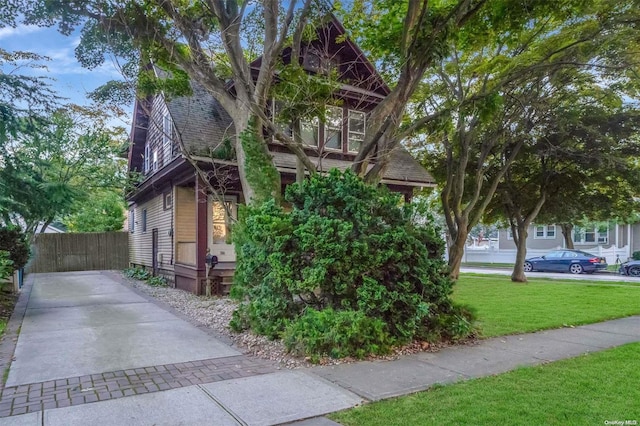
[208,196,237,263]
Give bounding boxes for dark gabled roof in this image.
[269,149,435,187]
[164,78,235,157]
[245,13,390,99]
[160,77,433,187]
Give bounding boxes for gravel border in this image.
[119,273,467,369]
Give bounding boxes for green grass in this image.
[330,343,640,426]
[0,320,5,336]
[453,274,640,337]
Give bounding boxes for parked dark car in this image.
[619,260,640,277]
[523,249,608,274]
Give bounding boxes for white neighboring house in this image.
[34,222,66,234]
[462,222,639,265]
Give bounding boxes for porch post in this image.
[195,175,208,294]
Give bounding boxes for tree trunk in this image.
[448,229,469,280]
[40,217,54,234]
[512,225,528,282]
[292,119,305,184]
[233,113,281,204]
[561,223,574,248]
[232,113,255,202]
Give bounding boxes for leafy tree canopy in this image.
[0,106,128,237]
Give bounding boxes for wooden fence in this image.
[26,232,129,273]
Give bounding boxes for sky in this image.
[1,23,133,128]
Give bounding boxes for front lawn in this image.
[331,342,640,426]
[453,274,640,337]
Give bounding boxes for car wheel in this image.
[524,261,533,272]
[628,266,640,277]
[569,263,583,274]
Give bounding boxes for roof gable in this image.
[249,14,390,99]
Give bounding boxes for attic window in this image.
[304,50,338,74]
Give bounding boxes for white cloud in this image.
[0,24,43,40]
[37,44,122,79]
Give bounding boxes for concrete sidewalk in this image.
[1,271,639,425]
[460,266,640,283]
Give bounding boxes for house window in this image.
[129,209,135,233]
[144,145,150,174]
[163,114,172,164]
[324,106,343,150]
[304,50,338,74]
[547,225,556,238]
[142,209,147,233]
[210,197,237,246]
[301,118,319,146]
[152,149,158,171]
[271,101,292,139]
[163,192,173,210]
[534,225,556,239]
[574,225,608,245]
[348,111,365,152]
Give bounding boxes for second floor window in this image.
[144,145,150,173]
[348,111,365,152]
[162,114,173,163]
[300,118,319,147]
[324,106,343,150]
[272,102,366,153]
[534,225,556,239]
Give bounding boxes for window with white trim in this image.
[534,224,556,239]
[144,145,150,174]
[301,118,319,146]
[574,225,608,244]
[129,209,135,232]
[163,192,173,210]
[348,110,365,152]
[324,106,343,150]
[162,114,172,163]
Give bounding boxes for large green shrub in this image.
[231,170,474,359]
[0,251,13,281]
[283,308,393,361]
[0,227,30,272]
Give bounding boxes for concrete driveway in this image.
[0,271,362,425]
[7,271,240,386]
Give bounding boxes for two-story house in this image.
[126,16,435,295]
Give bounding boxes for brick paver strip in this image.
[0,354,275,418]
